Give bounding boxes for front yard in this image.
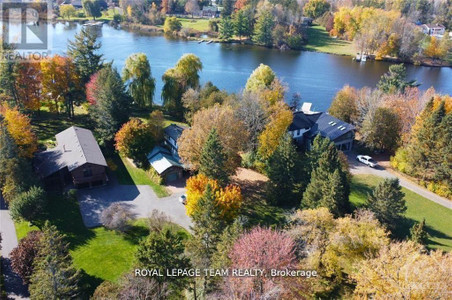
[351,174,452,251]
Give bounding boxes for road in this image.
[0,194,30,299]
[347,154,452,210]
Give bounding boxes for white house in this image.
[421,24,446,37]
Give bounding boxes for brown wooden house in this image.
[35,126,108,188]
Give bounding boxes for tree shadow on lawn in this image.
[108,152,135,185]
[306,26,351,48]
[79,269,104,298]
[122,223,150,245]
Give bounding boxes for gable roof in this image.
[35,126,107,178]
[147,146,183,175]
[307,113,355,141]
[164,124,186,142]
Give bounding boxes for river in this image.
[48,22,452,111]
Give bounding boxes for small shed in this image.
[35,126,108,188]
[147,146,184,183]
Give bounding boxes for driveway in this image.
[77,181,191,230]
[347,152,452,210]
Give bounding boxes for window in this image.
[83,167,93,177]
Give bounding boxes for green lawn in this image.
[304,25,355,56]
[110,153,170,197]
[351,174,452,251]
[178,17,211,32]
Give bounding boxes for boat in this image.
[207,40,213,44]
[361,54,367,62]
[198,40,204,44]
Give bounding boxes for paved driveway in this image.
[77,182,191,230]
[347,152,452,210]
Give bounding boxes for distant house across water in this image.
[289,103,355,152]
[421,23,446,37]
[35,126,108,188]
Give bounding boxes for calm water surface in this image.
[49,23,452,111]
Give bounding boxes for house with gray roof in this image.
[289,103,355,151]
[34,126,108,188]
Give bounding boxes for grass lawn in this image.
[178,17,211,32]
[110,152,170,197]
[304,25,355,56]
[350,174,452,251]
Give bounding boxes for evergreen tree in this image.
[302,138,350,216]
[10,186,47,223]
[29,222,80,299]
[234,10,252,40]
[434,113,452,190]
[68,27,103,85]
[199,129,229,186]
[366,178,406,231]
[221,0,234,17]
[377,64,418,94]
[253,10,275,47]
[89,65,132,145]
[187,184,226,269]
[135,227,190,298]
[0,43,19,105]
[219,17,234,40]
[410,219,429,245]
[266,134,301,206]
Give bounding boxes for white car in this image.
[179,195,187,205]
[356,155,378,168]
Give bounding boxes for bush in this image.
[113,14,122,23]
[147,167,163,185]
[147,210,172,232]
[286,34,304,50]
[10,231,42,284]
[163,16,182,34]
[100,203,134,232]
[9,186,47,223]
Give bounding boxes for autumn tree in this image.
[14,62,42,111]
[199,129,230,186]
[224,227,297,299]
[367,178,406,231]
[302,137,350,216]
[10,186,47,224]
[136,227,191,298]
[352,241,452,299]
[60,4,76,19]
[163,16,182,33]
[178,104,248,172]
[245,63,276,93]
[10,231,42,284]
[29,222,81,299]
[68,27,103,85]
[424,36,450,63]
[328,85,358,124]
[361,107,401,152]
[89,65,132,145]
[41,55,82,118]
[303,0,330,19]
[122,53,156,108]
[115,118,157,167]
[162,54,202,119]
[185,174,242,221]
[0,104,37,158]
[184,0,199,17]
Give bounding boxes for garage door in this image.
[166,172,178,182]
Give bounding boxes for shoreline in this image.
[54,19,452,68]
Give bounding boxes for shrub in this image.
[100,203,134,232]
[9,186,46,223]
[10,231,42,284]
[163,17,182,34]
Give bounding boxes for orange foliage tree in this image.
[185,174,242,221]
[0,104,37,158]
[15,62,42,111]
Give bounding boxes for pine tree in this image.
[135,227,190,297]
[253,10,275,47]
[366,178,406,231]
[0,43,19,105]
[266,133,301,206]
[234,10,251,40]
[410,218,429,245]
[199,129,229,186]
[29,222,80,299]
[219,17,234,40]
[68,27,103,85]
[89,65,132,145]
[302,138,350,216]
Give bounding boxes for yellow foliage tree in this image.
[257,102,293,159]
[185,174,242,221]
[0,104,37,158]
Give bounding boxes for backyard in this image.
[304,25,355,56]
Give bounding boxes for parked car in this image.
[356,155,378,168]
[179,194,187,205]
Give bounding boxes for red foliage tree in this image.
[86,72,100,105]
[10,231,42,284]
[224,227,297,299]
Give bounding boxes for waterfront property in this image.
[147,124,187,183]
[289,103,355,151]
[421,23,446,37]
[34,126,108,188]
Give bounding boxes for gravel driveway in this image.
[77,182,191,230]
